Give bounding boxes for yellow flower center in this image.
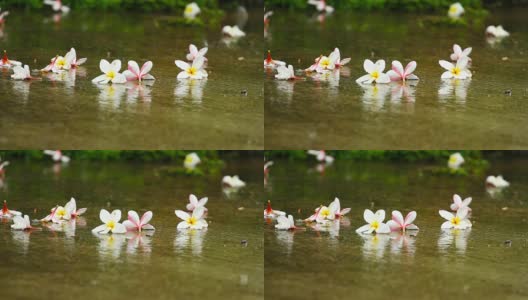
[56,207,66,217]
[451,67,461,76]
[371,221,379,230]
[187,217,197,225]
[451,217,461,225]
[187,67,198,76]
[185,6,194,14]
[371,71,379,79]
[56,58,65,67]
[449,156,457,164]
[107,71,116,79]
[320,58,330,68]
[107,220,115,230]
[320,207,330,217]
[185,156,194,164]
[449,6,458,14]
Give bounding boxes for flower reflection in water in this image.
[275,230,295,256]
[438,228,471,254]
[438,79,471,103]
[12,80,31,102]
[390,81,418,103]
[360,83,391,112]
[174,228,207,256]
[360,233,390,260]
[95,233,126,260]
[97,84,127,109]
[389,231,417,256]
[125,231,153,255]
[174,79,207,103]
[126,81,153,103]
[12,230,31,255]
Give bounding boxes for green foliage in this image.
[265,0,486,11]
[0,0,222,11]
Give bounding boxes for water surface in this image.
[0,9,263,149]
[265,157,528,299]
[0,157,263,299]
[265,8,528,149]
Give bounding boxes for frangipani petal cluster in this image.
[123,60,155,82]
[92,209,127,234]
[439,207,472,230]
[92,59,127,84]
[356,209,391,234]
[486,175,509,188]
[387,210,419,232]
[307,150,334,164]
[275,214,297,230]
[184,152,201,169]
[175,56,208,80]
[184,2,201,20]
[356,59,391,84]
[222,175,246,188]
[387,60,419,81]
[11,214,33,230]
[448,152,464,170]
[123,210,155,232]
[43,150,70,163]
[186,194,208,212]
[175,207,208,230]
[450,194,472,211]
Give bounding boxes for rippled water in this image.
[265,157,528,299]
[0,8,263,149]
[0,157,263,299]
[265,8,528,149]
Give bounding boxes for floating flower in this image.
[175,207,208,230]
[448,152,464,170]
[486,175,509,188]
[44,0,70,13]
[329,197,351,218]
[450,194,472,212]
[0,50,21,68]
[439,207,471,229]
[184,2,200,20]
[307,150,334,163]
[0,9,9,24]
[186,194,208,212]
[315,53,338,73]
[186,44,208,62]
[123,60,155,82]
[356,59,391,84]
[275,65,299,80]
[11,65,34,80]
[330,48,350,68]
[222,25,246,38]
[175,56,208,80]
[387,60,419,82]
[123,210,155,232]
[264,50,285,68]
[264,200,286,218]
[43,150,70,163]
[1,200,21,218]
[387,210,419,232]
[92,209,127,234]
[439,57,471,80]
[308,0,334,13]
[184,152,201,169]
[355,209,391,234]
[275,215,298,230]
[264,11,273,26]
[65,48,86,68]
[65,197,87,218]
[222,175,246,188]
[11,215,34,230]
[486,25,509,38]
[92,59,127,84]
[41,56,59,72]
[305,55,323,73]
[448,2,464,19]
[450,44,472,62]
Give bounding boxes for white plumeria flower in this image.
[1,50,22,68]
[315,52,338,73]
[387,60,419,81]
[65,48,86,68]
[486,25,509,38]
[307,150,334,163]
[439,57,471,80]
[264,11,273,25]
[184,2,201,20]
[51,55,73,73]
[222,25,246,38]
[275,65,297,80]
[11,65,33,80]
[387,210,419,232]
[439,207,472,230]
[92,209,127,234]
[264,50,286,68]
[175,56,208,80]
[308,0,334,13]
[486,175,509,188]
[331,48,351,68]
[123,60,155,82]
[43,150,70,163]
[264,200,286,218]
[44,0,70,13]
[448,152,465,170]
[184,152,201,169]
[356,59,391,84]
[222,175,246,188]
[450,194,472,211]
[356,209,391,234]
[92,59,127,84]
[329,197,351,218]
[175,207,208,230]
[11,215,34,230]
[450,44,472,62]
[186,194,208,212]
[448,2,464,18]
[65,197,87,218]
[305,55,323,72]
[1,200,22,218]
[186,44,208,62]
[314,205,337,223]
[123,210,155,232]
[275,214,297,230]
[53,205,73,222]
[0,8,9,24]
